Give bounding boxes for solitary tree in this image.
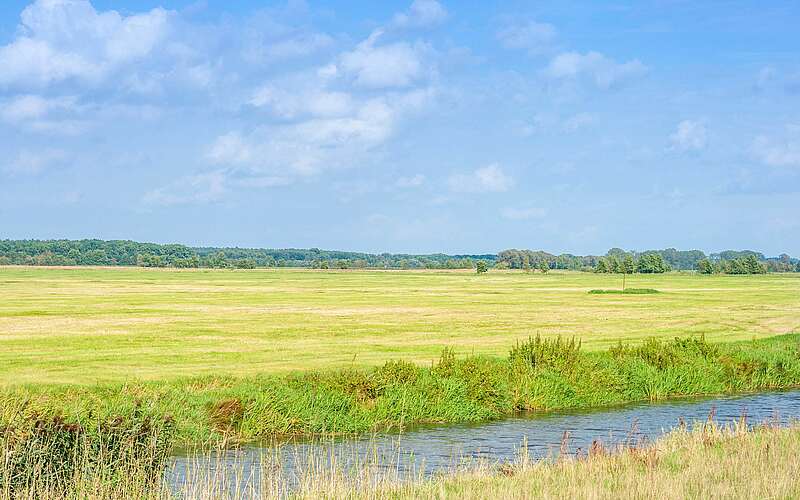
[476,261,489,274]
[620,254,635,290]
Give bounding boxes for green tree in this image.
[621,255,635,275]
[637,253,670,273]
[697,258,714,274]
[476,261,488,274]
[595,259,609,273]
[538,259,549,274]
[745,254,766,274]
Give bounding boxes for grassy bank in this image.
[3,334,800,445]
[2,267,799,385]
[4,413,800,498]
[377,421,800,499]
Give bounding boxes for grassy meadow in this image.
[1,266,799,386]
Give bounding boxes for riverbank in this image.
[5,416,799,498]
[2,334,800,445]
[370,421,800,499]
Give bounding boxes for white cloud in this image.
[396,174,425,187]
[145,5,440,203]
[752,127,800,168]
[337,30,429,88]
[2,94,62,122]
[501,206,547,220]
[448,164,513,193]
[206,131,254,166]
[0,94,90,134]
[497,20,556,54]
[4,149,66,175]
[0,0,172,86]
[391,0,448,29]
[250,84,354,119]
[669,120,707,152]
[208,89,433,179]
[543,51,647,89]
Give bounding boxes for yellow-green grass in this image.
[1,266,799,386]
[369,422,800,499]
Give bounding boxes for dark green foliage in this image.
[588,288,660,295]
[1,239,796,271]
[697,258,715,274]
[476,261,489,274]
[636,253,671,273]
[0,239,494,270]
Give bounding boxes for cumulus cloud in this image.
[0,0,172,86]
[337,30,430,88]
[669,120,707,152]
[250,84,354,119]
[501,206,547,220]
[392,0,447,28]
[543,51,647,89]
[497,20,556,54]
[752,127,800,168]
[448,164,513,193]
[209,88,433,181]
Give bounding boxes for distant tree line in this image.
[497,247,798,274]
[0,240,797,273]
[0,240,494,270]
[696,255,767,275]
[495,249,598,272]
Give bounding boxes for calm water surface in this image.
[168,390,800,495]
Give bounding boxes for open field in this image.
[1,267,800,386]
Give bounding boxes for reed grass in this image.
[380,421,800,499]
[5,415,798,499]
[3,334,800,446]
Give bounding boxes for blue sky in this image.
[1,1,798,255]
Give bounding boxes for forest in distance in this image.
[0,239,798,274]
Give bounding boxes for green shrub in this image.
[509,335,582,372]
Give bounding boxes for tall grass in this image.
[3,334,800,446]
[0,407,173,499]
[378,421,800,499]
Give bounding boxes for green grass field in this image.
[2,267,799,386]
